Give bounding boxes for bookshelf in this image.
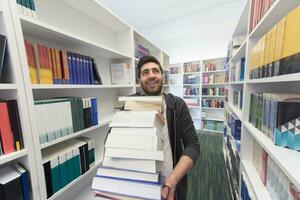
[201,57,227,133]
[0,0,170,200]
[0,0,40,200]
[226,0,300,199]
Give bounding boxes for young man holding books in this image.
[137,55,200,200]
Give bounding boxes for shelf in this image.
[229,81,244,85]
[192,117,201,120]
[241,160,272,200]
[225,102,242,121]
[202,83,228,86]
[0,149,28,165]
[168,84,183,87]
[202,129,223,134]
[134,57,139,61]
[183,84,201,86]
[40,119,111,149]
[202,117,224,122]
[31,84,134,90]
[48,161,101,200]
[183,72,201,75]
[246,73,300,84]
[0,84,18,90]
[202,107,224,110]
[20,15,131,59]
[202,69,227,74]
[244,121,300,190]
[187,105,200,109]
[183,95,200,98]
[248,0,300,40]
[202,95,225,98]
[231,39,247,62]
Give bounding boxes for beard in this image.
[140,78,163,96]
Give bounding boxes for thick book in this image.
[105,147,163,161]
[0,34,6,80]
[118,96,162,111]
[94,190,143,200]
[96,167,159,184]
[105,133,162,151]
[109,111,164,129]
[13,163,30,200]
[0,102,15,154]
[0,166,23,200]
[92,175,161,200]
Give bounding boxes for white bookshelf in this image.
[0,1,41,200]
[227,0,300,198]
[0,0,170,200]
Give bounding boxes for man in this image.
[137,55,200,200]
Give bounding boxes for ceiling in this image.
[99,0,247,63]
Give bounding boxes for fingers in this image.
[161,186,169,200]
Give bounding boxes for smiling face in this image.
[139,62,163,96]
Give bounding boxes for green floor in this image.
[186,131,233,200]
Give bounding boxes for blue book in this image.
[75,54,81,84]
[88,58,95,85]
[13,163,30,200]
[79,55,84,84]
[67,52,73,84]
[71,53,77,84]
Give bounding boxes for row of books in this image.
[183,74,200,84]
[35,97,98,144]
[184,98,199,107]
[241,175,251,200]
[134,43,149,59]
[252,140,300,199]
[231,58,245,82]
[0,99,24,155]
[0,163,30,200]
[226,110,241,140]
[249,0,276,33]
[233,90,243,110]
[202,87,225,96]
[183,86,199,96]
[43,137,95,198]
[202,74,226,84]
[202,62,225,72]
[249,93,300,151]
[92,97,164,199]
[16,0,36,18]
[0,34,7,81]
[202,99,224,108]
[24,40,102,85]
[249,5,300,79]
[224,125,240,197]
[163,69,169,85]
[183,62,200,73]
[170,65,181,74]
[201,120,223,132]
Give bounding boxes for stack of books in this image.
[92,96,164,200]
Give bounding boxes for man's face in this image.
[140,62,163,96]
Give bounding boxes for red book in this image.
[0,102,15,154]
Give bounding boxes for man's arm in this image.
[162,155,193,199]
[162,98,200,200]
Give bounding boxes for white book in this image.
[111,63,132,84]
[118,96,162,102]
[35,104,46,144]
[94,190,143,200]
[96,167,159,183]
[109,111,164,129]
[105,133,162,151]
[109,127,161,136]
[92,176,161,200]
[103,157,159,173]
[105,147,164,161]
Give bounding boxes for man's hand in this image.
[161,182,175,200]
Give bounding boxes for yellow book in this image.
[260,35,266,66]
[274,17,286,61]
[265,31,271,65]
[282,5,300,58]
[269,25,277,63]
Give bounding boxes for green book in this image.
[50,157,61,194]
[58,153,68,188]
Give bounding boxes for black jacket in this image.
[164,93,200,200]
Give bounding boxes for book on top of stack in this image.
[92,96,164,200]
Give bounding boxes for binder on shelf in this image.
[0,102,15,154]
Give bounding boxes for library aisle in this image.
[1,0,300,200]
